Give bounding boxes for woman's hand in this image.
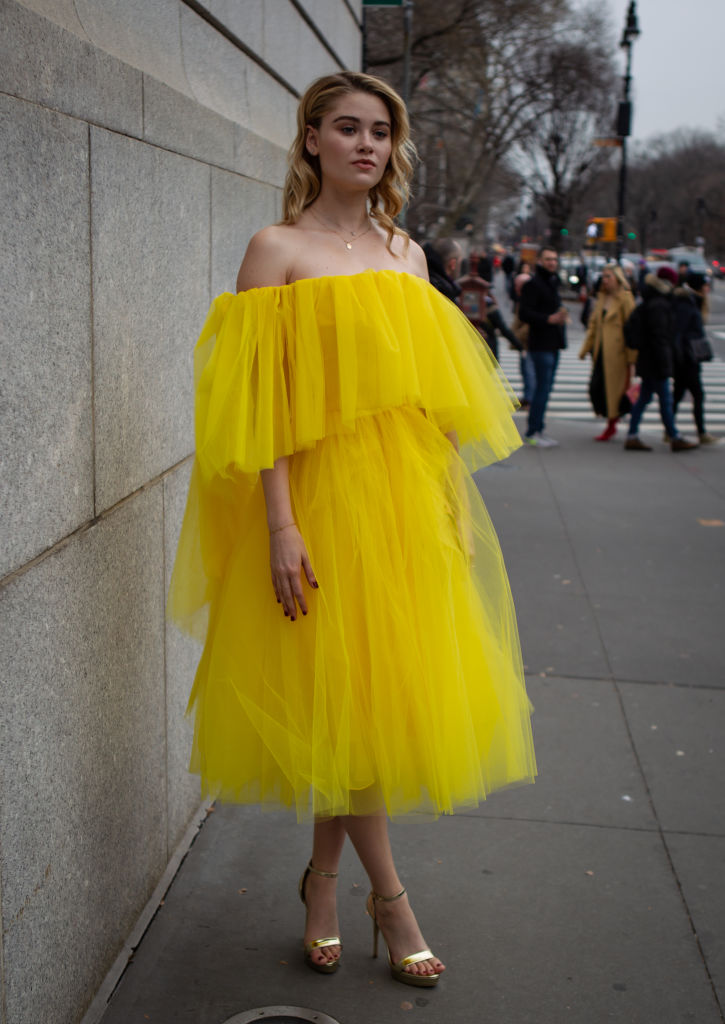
[269,524,318,621]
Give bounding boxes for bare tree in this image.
[512,4,619,247]
[569,128,725,256]
[365,0,572,237]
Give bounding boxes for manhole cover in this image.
[222,1009,342,1024]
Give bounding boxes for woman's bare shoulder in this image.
[403,237,429,281]
[236,225,299,292]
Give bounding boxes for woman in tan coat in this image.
[579,263,637,441]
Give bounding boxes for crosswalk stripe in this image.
[497,350,725,430]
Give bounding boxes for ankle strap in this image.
[306,861,338,879]
[371,886,406,903]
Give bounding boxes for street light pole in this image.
[615,1,640,263]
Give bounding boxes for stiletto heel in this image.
[366,889,441,988]
[298,861,342,974]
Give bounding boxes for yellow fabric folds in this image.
[167,269,535,820]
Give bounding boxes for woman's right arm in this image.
[237,227,318,622]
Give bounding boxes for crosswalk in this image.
[497,347,725,434]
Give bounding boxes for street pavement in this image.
[93,293,725,1024]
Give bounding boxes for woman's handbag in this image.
[687,335,714,363]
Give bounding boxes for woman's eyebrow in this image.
[331,115,391,127]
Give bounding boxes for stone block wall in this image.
[0,2,361,1021]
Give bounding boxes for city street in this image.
[92,281,725,1024]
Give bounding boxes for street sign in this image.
[594,138,623,147]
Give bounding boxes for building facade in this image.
[0,2,361,1021]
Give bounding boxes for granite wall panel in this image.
[0,486,166,1024]
[211,167,281,297]
[0,0,142,136]
[91,127,210,512]
[0,94,93,577]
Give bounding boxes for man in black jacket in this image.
[519,247,567,446]
[624,268,698,451]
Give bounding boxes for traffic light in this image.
[586,217,617,243]
[560,228,569,237]
[627,231,637,240]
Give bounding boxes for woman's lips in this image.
[353,161,375,169]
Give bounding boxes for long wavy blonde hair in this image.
[282,71,415,254]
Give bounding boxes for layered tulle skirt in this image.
[185,404,535,820]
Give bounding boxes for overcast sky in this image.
[603,0,725,144]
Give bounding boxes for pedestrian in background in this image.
[511,272,535,409]
[458,253,521,360]
[672,274,717,444]
[624,267,698,452]
[579,263,636,442]
[422,238,461,301]
[519,247,568,447]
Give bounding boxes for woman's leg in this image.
[303,817,346,966]
[689,366,706,435]
[342,812,445,977]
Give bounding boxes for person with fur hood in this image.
[671,274,717,444]
[624,267,698,452]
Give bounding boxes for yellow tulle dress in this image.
[167,269,536,820]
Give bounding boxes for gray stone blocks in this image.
[0,486,166,1024]
[90,127,210,512]
[143,75,288,187]
[211,168,281,296]
[73,0,191,96]
[0,0,142,136]
[0,94,94,577]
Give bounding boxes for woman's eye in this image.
[340,125,355,134]
[374,130,389,139]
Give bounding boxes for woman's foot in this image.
[370,890,445,979]
[595,420,617,442]
[299,865,341,970]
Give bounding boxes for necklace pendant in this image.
[346,242,352,250]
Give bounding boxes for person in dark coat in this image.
[672,276,716,443]
[519,247,567,446]
[423,239,461,301]
[624,268,698,451]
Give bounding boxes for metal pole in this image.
[616,41,632,263]
[399,0,413,228]
[402,0,413,110]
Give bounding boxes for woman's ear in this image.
[305,125,319,156]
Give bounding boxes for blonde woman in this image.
[579,263,637,441]
[168,72,535,988]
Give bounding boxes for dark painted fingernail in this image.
[303,610,307,616]
[290,616,296,622]
[312,582,319,589]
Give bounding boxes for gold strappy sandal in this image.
[366,888,441,988]
[298,861,342,974]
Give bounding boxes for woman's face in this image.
[601,268,617,293]
[305,91,393,193]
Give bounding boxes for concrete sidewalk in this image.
[95,414,725,1024]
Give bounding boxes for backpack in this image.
[623,302,646,350]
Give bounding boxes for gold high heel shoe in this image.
[298,861,342,974]
[366,888,441,988]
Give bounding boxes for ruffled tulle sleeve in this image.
[168,270,521,639]
[194,270,520,484]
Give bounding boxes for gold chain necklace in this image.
[309,208,373,251]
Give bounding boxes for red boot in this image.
[595,419,618,442]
